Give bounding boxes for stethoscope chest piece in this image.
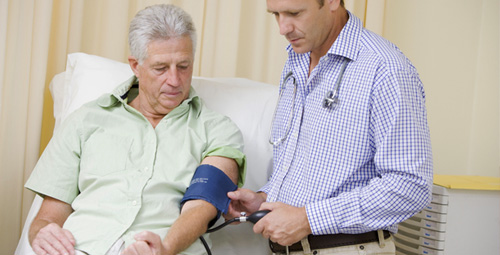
[323,90,339,109]
[323,58,349,110]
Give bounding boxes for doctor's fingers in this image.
[233,189,265,209]
[224,204,241,219]
[256,225,297,247]
[229,188,265,203]
[252,217,268,235]
[227,188,249,199]
[225,199,258,219]
[225,196,251,218]
[253,216,300,246]
[254,222,280,244]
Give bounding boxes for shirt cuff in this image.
[306,199,339,235]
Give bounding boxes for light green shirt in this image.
[25,76,246,255]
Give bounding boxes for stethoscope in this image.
[269,58,349,146]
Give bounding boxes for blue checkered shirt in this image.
[260,11,433,235]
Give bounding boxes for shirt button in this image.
[132,200,137,206]
[144,167,149,172]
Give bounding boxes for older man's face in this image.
[134,36,194,115]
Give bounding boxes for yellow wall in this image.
[383,0,499,177]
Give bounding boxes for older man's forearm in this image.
[162,200,217,254]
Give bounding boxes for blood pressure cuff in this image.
[180,164,237,226]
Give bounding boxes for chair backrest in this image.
[16,53,277,255]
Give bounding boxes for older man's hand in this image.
[122,231,171,255]
[31,223,76,255]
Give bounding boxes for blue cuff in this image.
[181,164,237,225]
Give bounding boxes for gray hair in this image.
[129,4,197,64]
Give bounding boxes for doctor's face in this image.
[267,0,335,54]
[131,36,194,115]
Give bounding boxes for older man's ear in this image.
[128,56,140,78]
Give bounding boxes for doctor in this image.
[227,0,433,254]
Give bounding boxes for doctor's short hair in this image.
[128,4,197,64]
[317,0,344,7]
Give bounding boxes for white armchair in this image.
[15,53,278,255]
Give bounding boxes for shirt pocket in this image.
[80,133,132,176]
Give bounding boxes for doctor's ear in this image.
[327,0,343,11]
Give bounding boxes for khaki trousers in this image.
[273,231,395,255]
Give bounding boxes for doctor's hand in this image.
[225,188,267,219]
[253,202,312,246]
[31,223,76,255]
[122,231,170,255]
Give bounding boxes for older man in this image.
[26,4,245,255]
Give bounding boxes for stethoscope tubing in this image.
[268,58,349,146]
[268,71,297,146]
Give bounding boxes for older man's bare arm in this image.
[29,196,75,255]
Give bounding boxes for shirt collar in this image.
[97,75,201,111]
[96,75,136,107]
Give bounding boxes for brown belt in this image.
[269,230,391,253]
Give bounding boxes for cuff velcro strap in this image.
[181,164,237,216]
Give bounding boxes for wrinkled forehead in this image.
[144,37,194,65]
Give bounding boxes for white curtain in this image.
[0,0,53,252]
[0,0,498,253]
